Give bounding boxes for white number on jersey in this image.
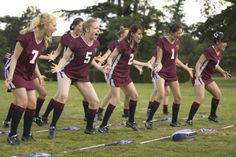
[84,52,93,63]
[128,54,134,65]
[29,50,39,64]
[171,48,175,60]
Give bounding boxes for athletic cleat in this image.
[48,126,56,139]
[185,120,193,125]
[7,134,20,145]
[126,121,140,131]
[34,117,43,126]
[146,109,151,117]
[208,115,218,123]
[41,116,48,125]
[145,121,153,129]
[122,113,129,118]
[21,134,36,142]
[96,112,103,121]
[84,128,96,134]
[98,126,109,133]
[2,120,10,128]
[170,122,180,127]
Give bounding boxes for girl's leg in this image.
[206,81,222,122]
[98,86,120,133]
[122,82,139,131]
[22,90,36,140]
[186,84,205,125]
[75,82,100,134]
[48,76,71,139]
[33,78,47,126]
[145,78,165,129]
[163,85,170,114]
[169,80,181,126]
[8,88,28,145]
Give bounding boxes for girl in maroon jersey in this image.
[95,26,143,121]
[98,24,152,133]
[145,22,193,129]
[5,13,57,145]
[47,18,107,138]
[40,17,86,125]
[3,49,55,128]
[186,31,231,125]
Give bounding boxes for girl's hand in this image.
[186,64,193,78]
[5,76,13,88]
[47,52,57,62]
[153,62,162,72]
[95,53,107,64]
[51,63,61,73]
[102,64,111,74]
[222,70,231,79]
[136,65,143,75]
[5,53,11,59]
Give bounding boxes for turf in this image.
[0,77,235,157]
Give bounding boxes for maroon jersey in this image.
[192,46,221,85]
[60,31,75,54]
[200,46,221,77]
[151,49,157,61]
[107,40,119,51]
[64,36,100,82]
[107,40,135,86]
[14,32,45,80]
[157,36,180,81]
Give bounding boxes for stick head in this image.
[171,129,197,141]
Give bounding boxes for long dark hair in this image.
[70,17,84,30]
[169,22,182,33]
[125,24,143,50]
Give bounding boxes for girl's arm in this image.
[176,58,193,78]
[51,48,73,73]
[34,63,45,85]
[5,42,23,86]
[195,54,206,78]
[216,65,231,79]
[39,43,63,61]
[153,46,163,72]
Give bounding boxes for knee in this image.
[158,93,165,101]
[57,93,68,103]
[174,95,181,104]
[90,99,100,108]
[111,97,120,105]
[195,95,204,104]
[39,91,47,99]
[130,92,138,100]
[214,91,222,100]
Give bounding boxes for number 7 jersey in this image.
[15,32,45,80]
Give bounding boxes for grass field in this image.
[0,77,236,157]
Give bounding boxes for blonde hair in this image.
[82,18,98,33]
[20,13,56,49]
[117,26,128,36]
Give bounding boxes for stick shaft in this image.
[79,144,105,150]
[140,136,171,144]
[221,125,236,129]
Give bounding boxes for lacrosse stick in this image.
[0,130,10,135]
[36,126,80,133]
[140,129,197,144]
[63,139,134,153]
